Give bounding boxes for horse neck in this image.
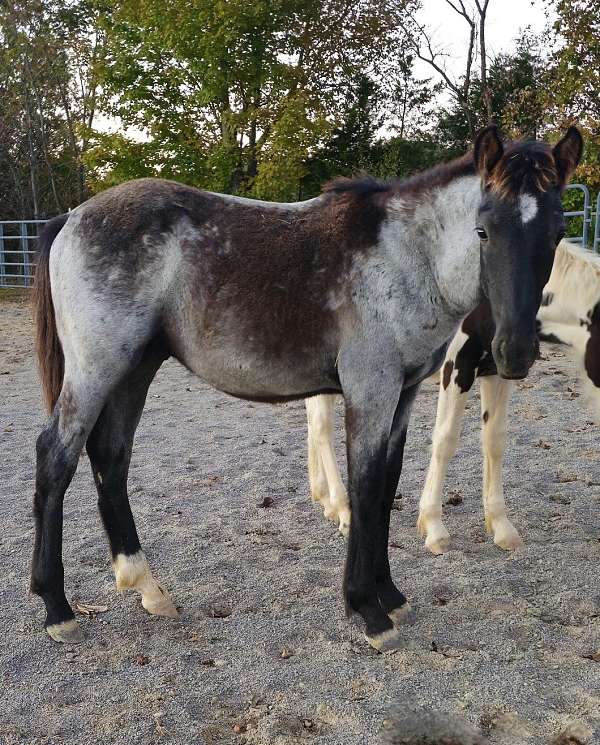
[392,174,483,318]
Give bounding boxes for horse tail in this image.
[33,214,69,413]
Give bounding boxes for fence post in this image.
[563,184,591,247]
[0,223,4,287]
[583,186,591,248]
[20,221,30,287]
[594,192,600,254]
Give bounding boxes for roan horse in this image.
[307,238,597,549]
[32,125,581,651]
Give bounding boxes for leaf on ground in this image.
[582,650,600,662]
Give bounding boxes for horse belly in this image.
[167,319,337,400]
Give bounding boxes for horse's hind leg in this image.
[305,395,351,535]
[86,346,178,618]
[32,374,116,642]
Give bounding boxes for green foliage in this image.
[0,0,103,217]
[435,33,548,151]
[93,0,417,198]
[0,0,599,221]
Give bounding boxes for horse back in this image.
[66,178,380,398]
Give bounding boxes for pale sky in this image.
[416,0,552,82]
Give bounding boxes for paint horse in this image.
[416,238,600,555]
[32,126,581,651]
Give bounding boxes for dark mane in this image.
[322,139,560,205]
[487,141,558,200]
[322,176,392,196]
[322,153,476,201]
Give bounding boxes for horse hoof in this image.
[494,528,523,552]
[388,602,415,626]
[364,626,405,652]
[46,618,84,644]
[425,531,450,555]
[338,510,351,537]
[142,591,179,618]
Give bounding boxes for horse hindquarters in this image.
[32,224,176,640]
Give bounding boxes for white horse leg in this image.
[306,396,331,506]
[479,376,521,550]
[305,394,351,535]
[417,370,469,554]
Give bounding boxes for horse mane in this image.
[487,141,558,200]
[322,153,476,201]
[322,140,560,204]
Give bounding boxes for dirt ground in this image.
[1,294,599,745]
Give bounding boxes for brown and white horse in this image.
[32,127,580,650]
[417,238,600,554]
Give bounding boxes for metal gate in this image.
[563,183,593,247]
[0,220,47,288]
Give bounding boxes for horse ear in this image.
[553,126,584,186]
[474,125,503,176]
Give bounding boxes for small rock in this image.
[446,491,463,506]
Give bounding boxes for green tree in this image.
[93,0,418,200]
[545,0,599,195]
[0,0,102,218]
[435,34,547,151]
[300,75,379,197]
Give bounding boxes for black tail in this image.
[33,214,69,413]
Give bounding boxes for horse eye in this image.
[475,227,488,241]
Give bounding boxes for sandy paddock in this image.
[1,293,599,744]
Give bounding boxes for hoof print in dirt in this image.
[549,722,592,745]
[379,708,487,744]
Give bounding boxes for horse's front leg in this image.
[339,350,406,651]
[479,376,520,550]
[417,353,472,554]
[376,385,420,624]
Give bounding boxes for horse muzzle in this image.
[492,332,539,380]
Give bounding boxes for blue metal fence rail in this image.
[1,189,599,288]
[563,183,593,247]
